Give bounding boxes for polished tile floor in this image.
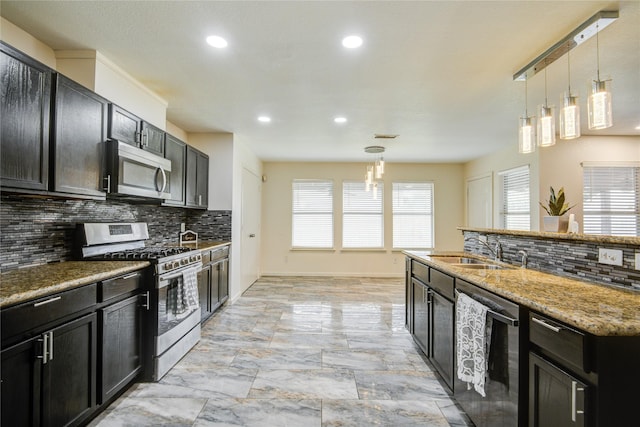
[90,276,472,426]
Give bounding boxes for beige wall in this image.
[261,162,465,277]
[0,17,56,68]
[464,141,541,230]
[188,133,234,211]
[538,135,640,231]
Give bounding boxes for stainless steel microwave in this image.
[105,140,171,200]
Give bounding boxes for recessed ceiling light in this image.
[206,35,228,48]
[342,35,363,49]
[334,117,347,123]
[258,116,271,123]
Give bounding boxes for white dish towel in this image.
[456,291,493,397]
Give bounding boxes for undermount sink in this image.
[453,263,511,270]
[429,256,485,264]
[429,255,513,270]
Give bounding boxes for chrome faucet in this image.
[517,250,528,268]
[466,236,503,261]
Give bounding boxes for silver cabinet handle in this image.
[34,296,61,307]
[48,331,54,362]
[103,175,111,193]
[121,272,139,280]
[571,380,585,421]
[198,195,202,206]
[531,316,562,333]
[38,333,49,364]
[135,131,143,145]
[249,234,256,238]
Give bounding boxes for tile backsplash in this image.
[0,194,231,272]
[463,230,640,290]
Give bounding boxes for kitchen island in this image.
[405,250,640,427]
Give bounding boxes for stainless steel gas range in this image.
[77,222,202,381]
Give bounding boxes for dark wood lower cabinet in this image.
[199,246,230,324]
[1,312,97,427]
[99,294,144,404]
[431,290,455,390]
[411,278,430,355]
[529,352,587,427]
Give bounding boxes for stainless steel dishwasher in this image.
[454,279,524,427]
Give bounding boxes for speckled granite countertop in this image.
[170,240,230,251]
[405,251,640,337]
[0,261,150,309]
[458,226,640,245]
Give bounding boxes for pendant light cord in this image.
[544,65,548,108]
[567,41,572,94]
[596,22,601,82]
[524,79,528,116]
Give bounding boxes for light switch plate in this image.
[598,248,623,266]
[635,253,640,270]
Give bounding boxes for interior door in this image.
[466,174,493,228]
[240,168,261,294]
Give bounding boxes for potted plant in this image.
[540,186,575,232]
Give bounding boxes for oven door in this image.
[106,139,171,199]
[156,262,202,355]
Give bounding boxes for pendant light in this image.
[559,42,581,140]
[518,79,535,154]
[588,22,613,130]
[537,66,556,147]
[363,146,385,195]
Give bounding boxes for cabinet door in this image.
[141,121,165,156]
[529,352,588,427]
[164,134,186,206]
[196,151,209,208]
[0,42,52,191]
[100,295,143,403]
[186,147,209,209]
[218,258,229,304]
[42,313,97,427]
[1,336,42,427]
[412,279,430,355]
[210,259,222,311]
[198,264,213,322]
[431,291,455,390]
[405,258,413,332]
[53,75,108,197]
[108,104,140,147]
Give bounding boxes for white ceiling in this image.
[1,1,638,163]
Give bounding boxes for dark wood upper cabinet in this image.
[108,104,165,156]
[141,121,165,156]
[53,75,108,198]
[163,134,186,206]
[107,104,141,147]
[185,145,209,209]
[0,42,52,192]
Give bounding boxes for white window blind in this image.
[343,181,384,248]
[583,165,640,236]
[392,182,434,249]
[292,180,333,248]
[499,166,530,231]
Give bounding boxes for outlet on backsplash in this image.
[598,248,623,266]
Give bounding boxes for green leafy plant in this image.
[540,186,574,216]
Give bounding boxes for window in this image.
[292,180,333,248]
[499,166,530,231]
[583,165,640,236]
[392,182,434,249]
[342,181,383,248]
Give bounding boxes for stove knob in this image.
[173,261,181,269]
[181,258,188,265]
[164,262,172,270]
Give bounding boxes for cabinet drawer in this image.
[99,271,142,302]
[1,284,97,341]
[530,312,587,372]
[211,246,229,262]
[412,260,429,284]
[429,268,455,300]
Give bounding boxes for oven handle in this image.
[158,263,202,288]
[455,290,519,327]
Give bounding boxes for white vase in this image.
[543,215,569,233]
